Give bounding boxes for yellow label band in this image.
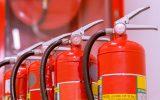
[137,76,146,90]
[54,87,59,93]
[98,80,102,86]
[27,93,30,99]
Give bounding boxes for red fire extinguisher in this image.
[39,20,110,100]
[82,6,158,100]
[27,57,54,100]
[0,42,42,100]
[4,64,27,100]
[27,47,70,100]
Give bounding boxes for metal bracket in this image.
[82,36,110,41]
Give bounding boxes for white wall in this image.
[125,0,160,100]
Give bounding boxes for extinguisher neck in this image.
[71,44,82,51]
[112,34,127,41]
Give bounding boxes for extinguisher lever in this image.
[43,19,104,46]
[18,42,44,57]
[126,24,158,30]
[72,19,104,35]
[116,6,150,24]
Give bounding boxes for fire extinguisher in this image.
[4,64,27,100]
[0,56,27,100]
[27,47,70,100]
[82,6,158,100]
[10,42,44,100]
[0,42,42,100]
[39,20,110,100]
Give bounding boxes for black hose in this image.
[10,51,35,100]
[40,40,62,100]
[0,59,10,68]
[82,30,106,100]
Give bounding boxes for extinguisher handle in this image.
[126,24,158,30]
[72,19,104,36]
[82,29,112,100]
[115,6,150,24]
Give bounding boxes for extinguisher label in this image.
[103,94,136,100]
[5,80,10,93]
[54,87,60,93]
[99,73,146,100]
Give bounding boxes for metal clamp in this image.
[18,42,44,57]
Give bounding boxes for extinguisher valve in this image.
[71,19,104,45]
[62,38,71,45]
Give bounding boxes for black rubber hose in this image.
[10,51,35,100]
[82,30,106,100]
[40,40,62,100]
[0,59,10,68]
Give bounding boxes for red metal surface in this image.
[55,45,97,100]
[27,60,54,100]
[0,0,5,99]
[10,0,81,30]
[4,65,27,100]
[111,0,124,25]
[98,34,146,98]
